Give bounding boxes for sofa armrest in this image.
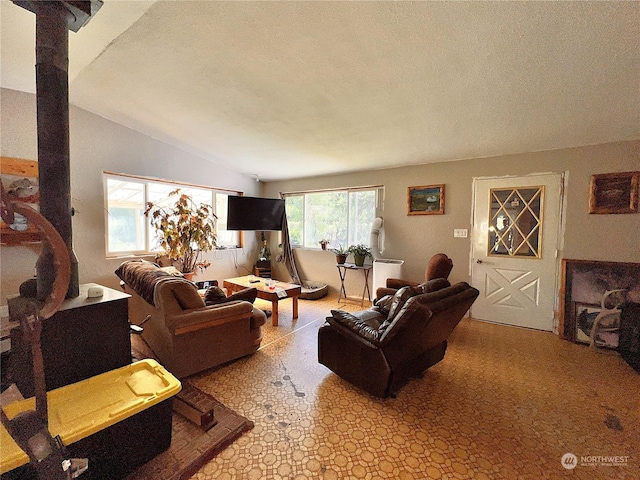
[416,282,478,314]
[375,287,397,300]
[250,307,267,328]
[323,319,381,350]
[386,278,420,289]
[327,310,382,346]
[167,300,254,335]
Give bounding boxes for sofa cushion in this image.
[328,310,382,345]
[374,294,394,316]
[155,277,205,312]
[204,286,227,304]
[350,308,386,328]
[205,286,258,305]
[377,281,449,338]
[387,286,423,320]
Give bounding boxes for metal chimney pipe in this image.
[12,0,103,299]
[33,3,79,299]
[10,1,102,300]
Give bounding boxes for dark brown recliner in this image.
[391,252,454,287]
[378,253,454,299]
[318,279,479,398]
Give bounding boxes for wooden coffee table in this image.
[223,276,301,327]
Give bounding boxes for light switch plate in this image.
[454,229,468,238]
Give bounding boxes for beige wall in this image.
[263,140,640,297]
[3,87,638,308]
[1,88,262,304]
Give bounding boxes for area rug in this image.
[125,386,253,480]
[128,337,254,480]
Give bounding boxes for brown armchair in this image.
[318,279,478,397]
[116,260,266,378]
[378,253,454,298]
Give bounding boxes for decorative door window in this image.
[488,187,544,257]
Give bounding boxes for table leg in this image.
[292,296,299,319]
[271,299,279,327]
[337,266,347,303]
[362,269,371,305]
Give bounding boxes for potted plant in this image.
[319,239,330,250]
[330,244,349,264]
[348,244,373,267]
[144,189,217,278]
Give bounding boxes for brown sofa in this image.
[318,279,479,397]
[116,260,266,378]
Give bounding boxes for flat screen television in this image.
[227,195,285,231]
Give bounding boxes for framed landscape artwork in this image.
[407,184,445,215]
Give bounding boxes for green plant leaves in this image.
[144,190,217,273]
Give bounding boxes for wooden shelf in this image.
[0,228,41,245]
[1,157,41,246]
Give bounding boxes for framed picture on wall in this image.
[407,184,445,215]
[588,171,639,214]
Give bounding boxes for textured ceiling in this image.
[2,1,639,181]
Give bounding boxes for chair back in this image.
[425,253,453,281]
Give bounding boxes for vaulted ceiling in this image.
[2,1,639,181]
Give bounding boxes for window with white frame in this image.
[283,186,383,249]
[104,173,240,256]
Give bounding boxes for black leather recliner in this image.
[318,279,479,398]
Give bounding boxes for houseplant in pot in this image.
[144,189,217,279]
[348,244,373,267]
[330,244,349,264]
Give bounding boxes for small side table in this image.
[336,263,373,306]
[254,266,271,278]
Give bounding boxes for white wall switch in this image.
[454,229,468,238]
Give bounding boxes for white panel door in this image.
[471,173,563,331]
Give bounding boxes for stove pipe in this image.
[34,4,78,299]
[12,1,103,300]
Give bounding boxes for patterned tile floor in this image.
[188,294,640,479]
